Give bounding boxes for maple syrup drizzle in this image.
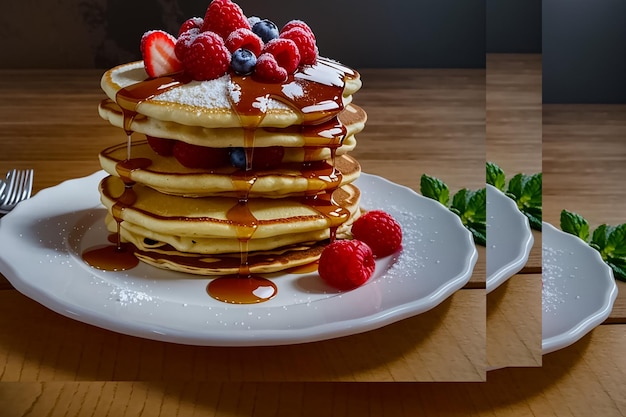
[87,59,356,301]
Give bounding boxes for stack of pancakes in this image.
[97,58,366,275]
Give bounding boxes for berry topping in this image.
[251,19,280,43]
[282,20,316,41]
[173,142,230,169]
[178,17,204,36]
[140,30,183,78]
[318,240,376,290]
[280,27,318,65]
[146,136,175,156]
[250,146,284,169]
[225,28,263,56]
[263,38,300,73]
[174,27,199,61]
[181,31,231,81]
[201,0,250,40]
[351,210,403,257]
[230,48,257,75]
[229,147,246,169]
[229,146,284,169]
[254,53,288,83]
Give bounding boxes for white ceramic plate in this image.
[0,171,477,346]
[542,222,618,354]
[486,184,534,293]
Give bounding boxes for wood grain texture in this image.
[485,54,542,369]
[1,325,625,416]
[487,274,542,369]
[543,104,626,322]
[0,289,484,382]
[0,68,486,382]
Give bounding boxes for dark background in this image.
[542,0,626,103]
[2,1,624,103]
[486,0,541,53]
[90,0,486,69]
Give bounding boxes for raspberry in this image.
[173,142,229,169]
[263,38,300,74]
[174,28,199,61]
[351,210,403,258]
[250,146,284,169]
[201,0,250,40]
[254,53,288,83]
[146,136,175,156]
[182,31,231,81]
[281,20,316,41]
[280,27,317,65]
[225,28,263,56]
[318,240,376,290]
[178,17,203,36]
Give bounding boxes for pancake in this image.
[100,58,362,129]
[98,101,367,149]
[100,176,361,241]
[100,143,361,197]
[133,240,328,275]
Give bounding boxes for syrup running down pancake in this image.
[92,0,368,301]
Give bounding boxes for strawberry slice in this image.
[140,30,184,78]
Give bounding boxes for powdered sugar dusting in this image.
[542,245,566,313]
[110,62,289,110]
[156,75,233,108]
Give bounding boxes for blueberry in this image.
[229,147,246,169]
[252,19,279,43]
[230,48,257,75]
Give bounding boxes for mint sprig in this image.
[420,174,486,246]
[560,209,626,282]
[486,162,542,231]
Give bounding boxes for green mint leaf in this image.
[607,259,626,282]
[420,174,450,206]
[560,209,590,242]
[606,223,626,258]
[451,188,469,216]
[507,173,542,208]
[467,225,486,246]
[591,224,613,259]
[524,210,542,231]
[486,162,506,191]
[451,188,486,246]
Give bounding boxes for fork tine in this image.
[24,169,34,199]
[6,170,25,206]
[2,169,18,204]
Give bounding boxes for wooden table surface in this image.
[485,54,542,369]
[2,54,625,415]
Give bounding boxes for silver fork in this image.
[0,169,34,214]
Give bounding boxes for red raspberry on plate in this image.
[182,31,231,81]
[281,20,316,41]
[280,27,318,65]
[225,28,263,56]
[201,0,250,40]
[351,210,403,257]
[254,53,288,83]
[146,136,175,156]
[178,17,204,36]
[318,239,376,291]
[173,142,229,169]
[263,38,300,74]
[250,146,284,169]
